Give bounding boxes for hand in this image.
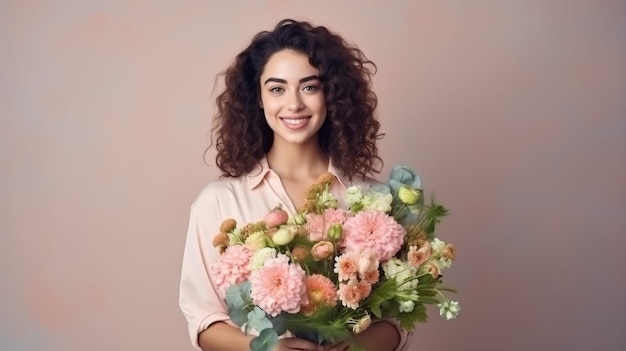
[323,340,351,351]
[324,321,401,351]
[273,337,324,351]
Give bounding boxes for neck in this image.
[266,140,329,180]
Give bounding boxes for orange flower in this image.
[425,263,440,278]
[300,274,338,316]
[408,244,432,268]
[441,244,456,260]
[361,269,380,284]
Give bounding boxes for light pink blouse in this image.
[179,158,411,350]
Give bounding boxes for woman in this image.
[179,19,410,351]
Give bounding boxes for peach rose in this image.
[311,241,334,261]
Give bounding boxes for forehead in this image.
[261,49,319,80]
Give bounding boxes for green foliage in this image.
[398,303,428,330]
[267,314,287,336]
[248,307,272,332]
[364,279,398,318]
[421,198,448,235]
[225,282,252,327]
[249,328,278,351]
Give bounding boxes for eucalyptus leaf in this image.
[225,282,252,327]
[268,314,287,335]
[250,328,279,351]
[248,307,273,331]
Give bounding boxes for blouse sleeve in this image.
[179,192,232,350]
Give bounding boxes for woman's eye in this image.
[269,87,284,93]
[303,85,319,92]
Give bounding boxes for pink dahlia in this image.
[306,208,348,241]
[341,210,405,262]
[210,245,254,296]
[249,254,308,317]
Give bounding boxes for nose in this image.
[286,90,304,111]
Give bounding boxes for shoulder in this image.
[192,176,248,209]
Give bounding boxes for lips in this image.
[280,116,311,130]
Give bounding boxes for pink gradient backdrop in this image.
[2,1,625,350]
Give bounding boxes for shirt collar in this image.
[246,156,349,190]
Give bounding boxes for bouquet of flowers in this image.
[210,165,459,351]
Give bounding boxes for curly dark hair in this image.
[208,19,383,180]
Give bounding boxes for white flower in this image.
[361,192,392,212]
[438,300,461,320]
[382,258,418,291]
[436,257,452,269]
[248,248,277,271]
[431,238,446,252]
[399,300,415,313]
[345,186,363,207]
[319,190,338,208]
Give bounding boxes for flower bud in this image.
[398,186,421,205]
[264,207,289,228]
[212,232,229,248]
[328,223,343,241]
[349,202,364,213]
[352,315,371,334]
[291,245,310,262]
[311,241,334,261]
[272,226,296,246]
[219,218,237,232]
[292,212,307,225]
[244,231,267,250]
[425,262,440,278]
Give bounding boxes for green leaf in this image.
[248,307,273,332]
[397,303,428,330]
[250,328,279,351]
[225,282,252,327]
[268,314,287,336]
[416,296,441,304]
[364,280,397,318]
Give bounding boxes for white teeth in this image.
[283,118,307,125]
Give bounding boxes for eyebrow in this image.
[263,75,320,85]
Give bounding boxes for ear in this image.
[259,99,263,109]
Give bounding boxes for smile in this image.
[281,117,310,125]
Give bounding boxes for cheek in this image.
[311,95,327,113]
[260,95,280,113]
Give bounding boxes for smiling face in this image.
[259,49,327,149]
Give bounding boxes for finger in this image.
[324,341,349,351]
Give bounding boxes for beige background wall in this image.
[2,1,625,350]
